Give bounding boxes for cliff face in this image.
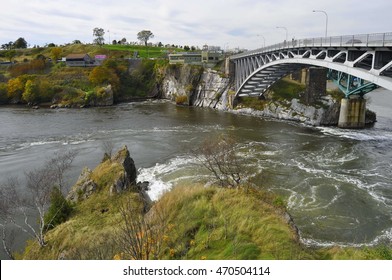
[234,97,342,126]
[160,65,344,126]
[161,66,231,110]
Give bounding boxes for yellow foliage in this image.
[170,248,175,257]
[89,66,119,90]
[7,77,25,100]
[175,95,188,105]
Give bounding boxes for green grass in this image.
[269,78,306,101]
[238,97,267,110]
[152,185,311,260]
[103,44,183,59]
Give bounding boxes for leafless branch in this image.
[0,149,78,248]
[194,134,245,188]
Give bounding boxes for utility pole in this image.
[313,10,328,37]
[257,34,266,48]
[276,26,288,42]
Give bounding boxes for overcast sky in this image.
[1,0,391,50]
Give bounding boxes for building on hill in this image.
[169,50,223,66]
[65,54,94,67]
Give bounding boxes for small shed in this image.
[65,54,93,67]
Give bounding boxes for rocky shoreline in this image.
[161,67,376,127]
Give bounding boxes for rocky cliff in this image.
[160,65,349,126]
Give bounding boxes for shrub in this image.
[175,95,188,105]
[44,187,73,231]
[89,66,120,91]
[22,80,39,104]
[0,83,8,103]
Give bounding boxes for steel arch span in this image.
[230,32,392,99]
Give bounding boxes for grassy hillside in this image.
[19,168,392,260]
[104,44,183,59]
[151,185,311,260]
[0,44,182,63]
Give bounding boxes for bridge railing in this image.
[231,32,392,59]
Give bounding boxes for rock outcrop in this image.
[112,146,137,185]
[66,167,97,203]
[67,145,139,203]
[233,97,341,126]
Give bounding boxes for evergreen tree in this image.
[44,187,73,231]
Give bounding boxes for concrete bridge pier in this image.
[338,98,366,128]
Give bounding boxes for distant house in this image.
[65,54,93,67]
[169,50,223,66]
[94,54,107,65]
[169,53,203,65]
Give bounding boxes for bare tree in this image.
[0,150,77,249]
[116,199,168,260]
[46,150,78,192]
[101,140,115,161]
[194,134,245,188]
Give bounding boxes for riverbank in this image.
[17,146,303,260]
[160,66,377,127]
[1,52,376,128]
[16,145,392,260]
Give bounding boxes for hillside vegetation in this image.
[0,44,180,106]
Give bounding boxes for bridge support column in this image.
[338,98,366,128]
[304,67,327,105]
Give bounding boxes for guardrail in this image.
[231,32,392,59]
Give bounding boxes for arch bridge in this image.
[229,33,392,128]
[230,33,392,98]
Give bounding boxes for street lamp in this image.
[313,10,328,37]
[276,26,288,42]
[257,34,266,48]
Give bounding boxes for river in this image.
[1,89,392,258]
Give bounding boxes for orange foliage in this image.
[9,59,47,77]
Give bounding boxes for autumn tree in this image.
[22,80,39,104]
[93,27,105,45]
[89,66,119,90]
[7,77,25,102]
[137,30,154,46]
[50,47,62,62]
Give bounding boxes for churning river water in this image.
[1,88,392,258]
